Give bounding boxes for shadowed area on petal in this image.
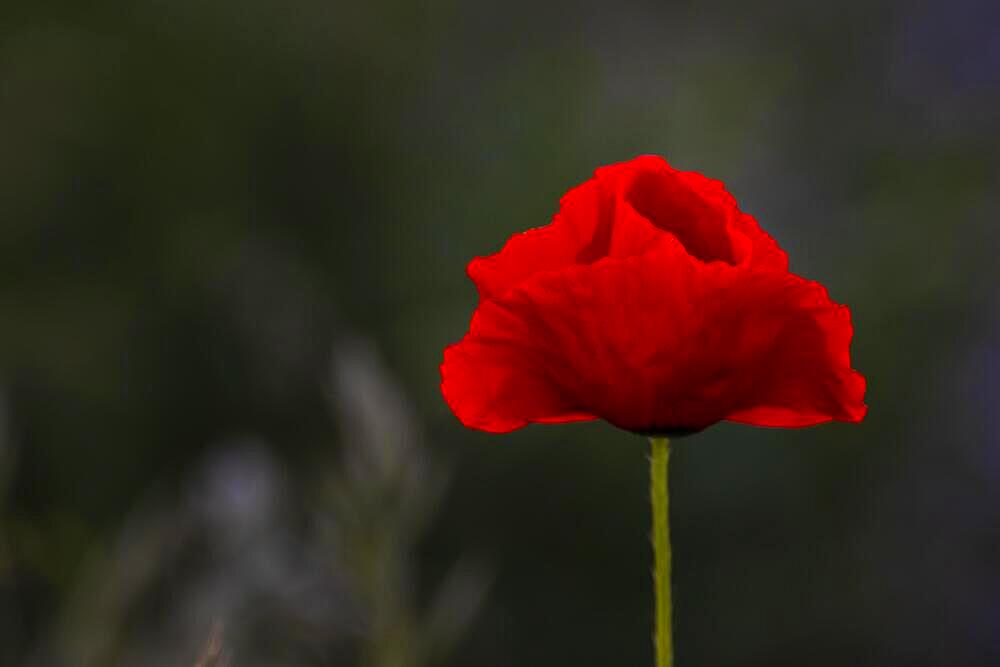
[625,162,740,264]
[628,165,791,271]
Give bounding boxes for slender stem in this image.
[650,436,673,667]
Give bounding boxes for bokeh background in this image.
[1,0,999,665]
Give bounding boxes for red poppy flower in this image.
[440,155,867,434]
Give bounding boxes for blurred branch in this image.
[194,622,229,667]
[324,338,491,667]
[12,337,488,666]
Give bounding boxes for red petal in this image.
[441,238,866,433]
[669,170,789,272]
[440,309,599,434]
[468,156,788,302]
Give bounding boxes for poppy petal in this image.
[440,309,599,433]
[468,156,789,302]
[442,237,865,434]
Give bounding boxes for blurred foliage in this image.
[4,338,486,666]
[0,0,999,665]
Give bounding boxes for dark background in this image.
[1,1,999,665]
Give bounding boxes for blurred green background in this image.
[1,0,999,665]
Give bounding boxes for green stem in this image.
[650,436,673,667]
